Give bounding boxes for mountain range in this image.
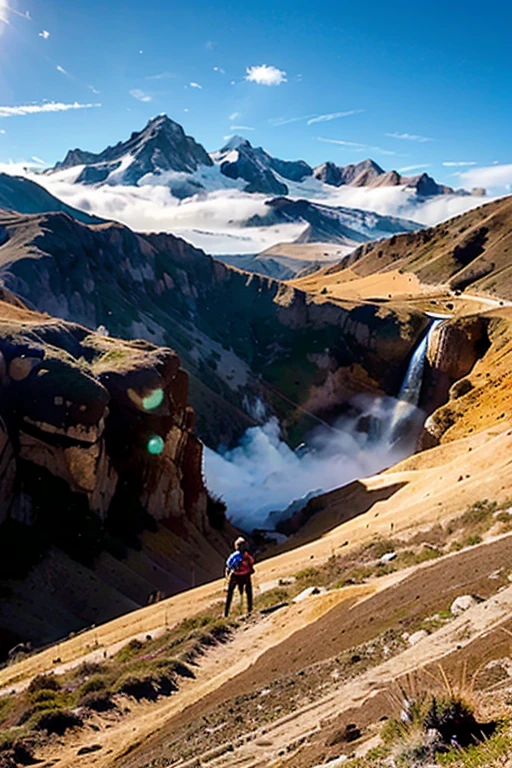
[48,114,486,200]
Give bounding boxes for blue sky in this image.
[0,0,511,189]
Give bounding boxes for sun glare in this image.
[0,1,8,34]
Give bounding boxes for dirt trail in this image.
[33,587,369,768]
[168,581,512,768]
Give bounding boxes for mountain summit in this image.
[52,114,213,185]
[212,136,313,195]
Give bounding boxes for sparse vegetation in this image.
[0,609,237,750]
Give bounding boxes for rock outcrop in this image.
[0,287,225,561]
[313,158,384,188]
[0,288,234,653]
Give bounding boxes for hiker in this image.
[224,536,254,617]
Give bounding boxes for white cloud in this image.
[0,128,5,134]
[189,81,203,89]
[31,155,45,164]
[145,71,174,81]
[398,164,432,172]
[88,85,100,95]
[269,114,316,127]
[213,66,225,74]
[56,64,68,75]
[442,161,477,167]
[39,29,50,39]
[307,109,364,125]
[229,111,240,121]
[317,137,396,156]
[459,163,512,190]
[386,132,432,143]
[130,88,152,102]
[230,124,254,131]
[0,101,101,117]
[245,64,287,86]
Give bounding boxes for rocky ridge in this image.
[324,194,512,299]
[49,114,481,199]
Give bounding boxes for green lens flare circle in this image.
[147,435,165,455]
[143,388,164,411]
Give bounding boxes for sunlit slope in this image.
[319,194,512,299]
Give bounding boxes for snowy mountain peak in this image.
[220,135,252,152]
[52,114,213,185]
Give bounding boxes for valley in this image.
[0,113,511,768]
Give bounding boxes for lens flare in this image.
[147,435,165,455]
[142,388,164,411]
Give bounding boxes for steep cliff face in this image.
[0,210,429,446]
[0,288,232,652]
[419,309,512,448]
[0,294,212,529]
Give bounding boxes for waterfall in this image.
[387,318,443,445]
[398,318,443,407]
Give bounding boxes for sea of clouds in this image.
[0,159,496,256]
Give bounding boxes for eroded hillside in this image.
[305,194,512,300]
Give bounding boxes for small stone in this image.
[408,630,428,645]
[380,551,397,564]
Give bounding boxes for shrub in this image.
[31,708,82,735]
[115,638,144,663]
[115,673,158,701]
[79,692,115,712]
[73,661,105,678]
[0,696,14,723]
[79,676,107,696]
[424,696,481,747]
[27,674,61,694]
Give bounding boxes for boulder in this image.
[450,595,479,616]
[408,630,429,645]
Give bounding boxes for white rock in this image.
[450,595,478,616]
[380,551,397,564]
[408,630,429,645]
[292,586,327,603]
